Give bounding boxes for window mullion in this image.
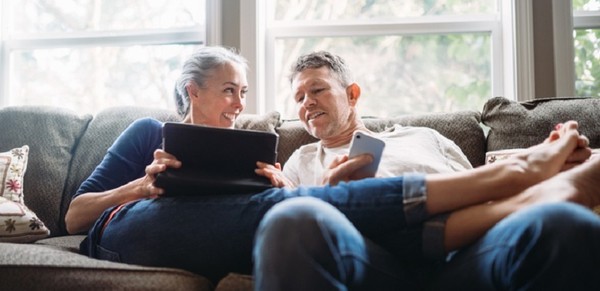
[7,27,205,50]
[573,11,600,28]
[269,17,498,38]
[553,0,575,97]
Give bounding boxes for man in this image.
[254,51,600,290]
[258,51,471,188]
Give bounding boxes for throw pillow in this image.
[482,96,600,151]
[0,196,50,243]
[0,145,29,204]
[235,111,281,134]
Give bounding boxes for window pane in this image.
[274,0,496,21]
[9,0,204,34]
[573,0,600,11]
[9,45,201,114]
[274,34,491,119]
[574,29,600,96]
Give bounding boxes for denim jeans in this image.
[254,200,600,291]
[81,176,423,284]
[435,202,600,291]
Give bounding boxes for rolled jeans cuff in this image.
[402,173,428,226]
[422,213,450,259]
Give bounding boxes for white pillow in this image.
[0,196,50,242]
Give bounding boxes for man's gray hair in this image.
[174,46,248,118]
[289,51,352,87]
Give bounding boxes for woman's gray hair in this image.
[174,46,248,118]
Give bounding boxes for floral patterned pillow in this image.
[0,196,50,242]
[0,145,29,204]
[0,145,50,242]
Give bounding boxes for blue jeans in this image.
[81,176,423,284]
[254,200,600,291]
[435,202,600,290]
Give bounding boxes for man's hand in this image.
[256,162,294,188]
[321,154,374,186]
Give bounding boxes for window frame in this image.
[240,0,536,115]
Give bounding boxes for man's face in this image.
[291,66,353,140]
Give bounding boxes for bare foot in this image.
[507,121,586,185]
[519,156,600,208]
[535,121,591,170]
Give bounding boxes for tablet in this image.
[154,122,279,196]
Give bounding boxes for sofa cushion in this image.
[482,96,600,151]
[0,241,212,290]
[277,111,486,167]
[0,106,92,238]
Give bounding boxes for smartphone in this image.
[348,131,385,177]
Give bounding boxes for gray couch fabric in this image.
[483,96,600,151]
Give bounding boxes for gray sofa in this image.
[0,96,598,290]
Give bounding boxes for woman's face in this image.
[188,61,248,128]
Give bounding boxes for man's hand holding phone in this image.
[321,131,385,185]
[348,131,385,178]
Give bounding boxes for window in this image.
[0,0,207,114]
[261,0,503,119]
[573,0,600,97]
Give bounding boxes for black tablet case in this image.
[154,122,278,196]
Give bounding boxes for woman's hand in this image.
[255,162,293,188]
[137,149,182,198]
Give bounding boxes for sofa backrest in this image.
[276,110,486,169]
[0,106,92,236]
[4,97,597,238]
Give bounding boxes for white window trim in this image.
[573,9,600,27]
[0,0,7,106]
[5,28,205,49]
[240,0,264,115]
[206,0,222,45]
[553,0,575,97]
[501,0,535,101]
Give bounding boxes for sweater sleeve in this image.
[73,118,163,198]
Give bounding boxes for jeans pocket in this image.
[96,245,122,262]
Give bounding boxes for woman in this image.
[65,46,252,281]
